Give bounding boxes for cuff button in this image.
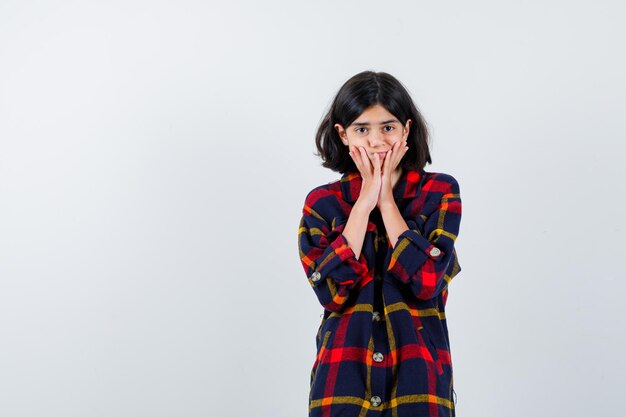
[311,271,322,282]
[429,247,441,257]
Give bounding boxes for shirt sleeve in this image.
[297,188,370,313]
[386,175,462,300]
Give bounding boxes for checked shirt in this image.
[297,167,463,417]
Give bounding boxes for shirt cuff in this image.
[387,229,445,284]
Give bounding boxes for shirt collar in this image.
[339,167,426,203]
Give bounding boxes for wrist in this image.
[353,199,374,214]
[378,199,397,214]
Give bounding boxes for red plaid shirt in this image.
[298,167,462,417]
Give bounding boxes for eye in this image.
[355,127,367,134]
[383,125,395,132]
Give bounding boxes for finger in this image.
[350,146,364,173]
[393,141,405,167]
[348,145,357,165]
[378,149,386,174]
[373,150,383,173]
[383,149,392,174]
[400,140,408,154]
[373,152,381,175]
[353,146,369,178]
[358,146,373,173]
[394,140,402,160]
[395,139,403,154]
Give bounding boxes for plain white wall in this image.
[1,1,624,416]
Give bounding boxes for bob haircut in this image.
[315,71,432,174]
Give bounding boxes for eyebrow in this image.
[351,119,400,126]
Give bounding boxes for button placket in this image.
[369,310,387,410]
[370,264,388,409]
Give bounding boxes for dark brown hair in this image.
[314,71,432,174]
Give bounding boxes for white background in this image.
[1,1,624,416]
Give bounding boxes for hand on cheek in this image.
[348,145,383,211]
[376,140,409,207]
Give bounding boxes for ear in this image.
[404,119,412,139]
[334,123,348,146]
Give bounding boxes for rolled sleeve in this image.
[386,176,462,300]
[305,225,368,287]
[298,189,370,312]
[388,223,445,284]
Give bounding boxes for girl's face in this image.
[335,104,411,164]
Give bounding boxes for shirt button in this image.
[373,352,384,362]
[429,247,441,257]
[370,395,382,407]
[372,311,381,322]
[310,271,321,282]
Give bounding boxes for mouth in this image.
[375,152,387,159]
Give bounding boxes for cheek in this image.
[349,138,368,146]
[387,132,403,142]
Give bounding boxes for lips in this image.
[376,152,387,158]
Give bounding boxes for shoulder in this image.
[422,170,461,195]
[302,179,345,214]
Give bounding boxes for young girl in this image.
[298,71,463,417]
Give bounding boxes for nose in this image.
[367,131,385,147]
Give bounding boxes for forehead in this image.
[351,104,400,126]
